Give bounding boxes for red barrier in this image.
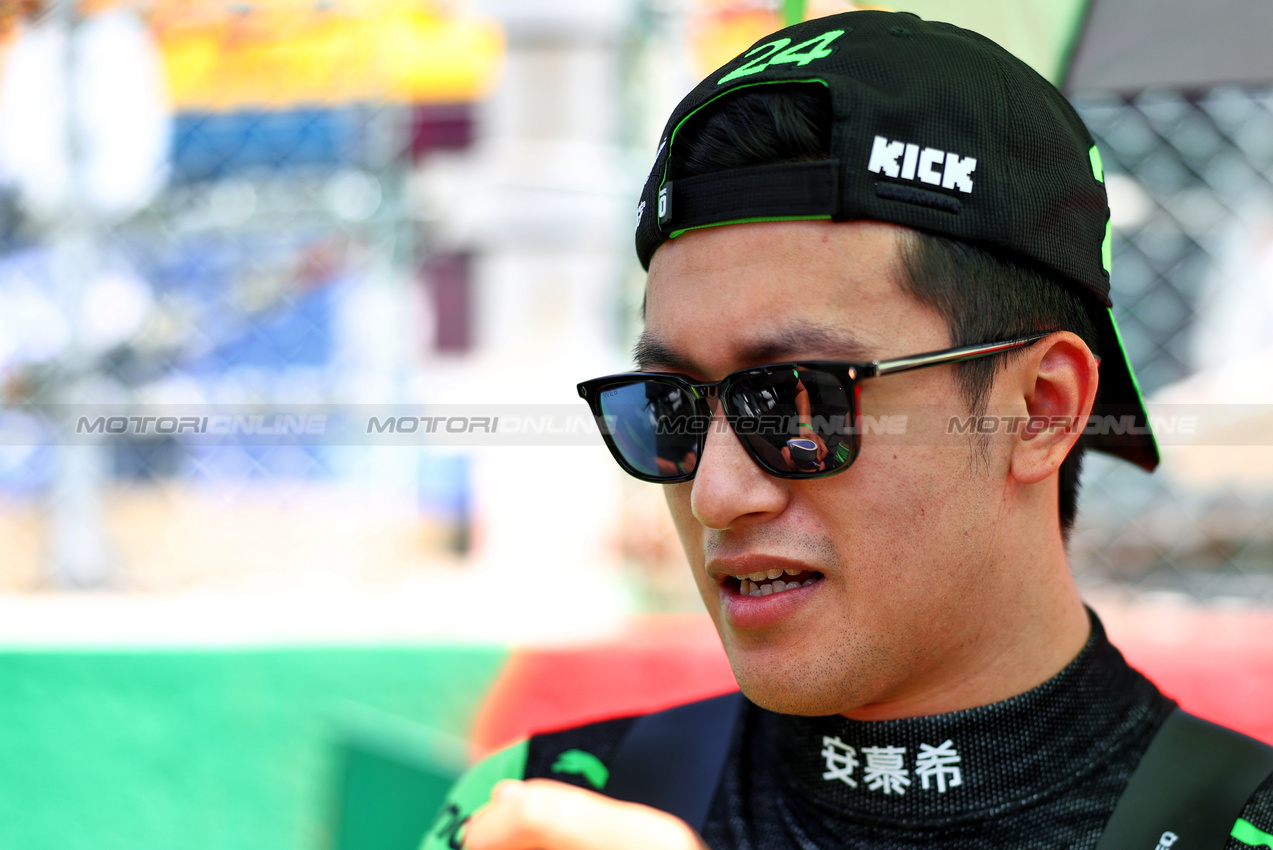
[473,606,1273,754]
[1103,604,1273,745]
[471,615,735,754]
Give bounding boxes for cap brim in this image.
[1086,307,1160,471]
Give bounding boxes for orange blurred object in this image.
[689,7,781,77]
[0,0,503,111]
[687,0,878,77]
[157,0,504,110]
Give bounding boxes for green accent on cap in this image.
[1106,306,1149,408]
[833,443,851,464]
[1102,218,1112,273]
[1233,818,1273,847]
[1089,144,1105,183]
[1091,147,1111,273]
[669,214,833,241]
[784,0,805,26]
[551,749,610,790]
[660,78,828,192]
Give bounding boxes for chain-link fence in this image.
[1070,88,1273,604]
[2,4,1272,609]
[0,21,479,592]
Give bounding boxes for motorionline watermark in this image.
[365,415,594,435]
[946,413,1199,437]
[366,414,913,437]
[23,403,1257,447]
[597,411,1198,439]
[66,412,1201,440]
[631,413,909,437]
[77,415,330,436]
[62,410,606,444]
[73,413,590,437]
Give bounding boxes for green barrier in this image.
[0,646,507,850]
[330,703,471,850]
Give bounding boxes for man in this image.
[424,11,1273,850]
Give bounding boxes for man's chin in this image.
[737,682,858,717]
[728,656,866,717]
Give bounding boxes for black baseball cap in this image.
[634,10,1158,472]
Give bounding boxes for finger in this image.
[464,781,531,850]
[464,779,705,850]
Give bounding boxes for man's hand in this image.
[464,778,709,850]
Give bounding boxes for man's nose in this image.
[689,402,789,530]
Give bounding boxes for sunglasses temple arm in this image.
[871,334,1048,377]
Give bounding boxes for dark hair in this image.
[664,84,1100,537]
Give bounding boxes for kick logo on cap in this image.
[866,136,978,194]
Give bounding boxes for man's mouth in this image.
[726,569,823,597]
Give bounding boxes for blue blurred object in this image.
[196,285,335,372]
[418,452,471,554]
[172,109,365,182]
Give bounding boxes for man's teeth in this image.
[735,569,816,597]
[743,567,802,582]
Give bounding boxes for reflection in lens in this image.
[786,437,820,471]
[727,366,856,475]
[598,380,702,479]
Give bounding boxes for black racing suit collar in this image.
[770,611,1174,826]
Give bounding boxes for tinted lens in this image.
[725,366,858,476]
[596,379,704,480]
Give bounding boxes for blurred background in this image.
[0,0,1270,847]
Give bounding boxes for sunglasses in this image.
[577,334,1045,482]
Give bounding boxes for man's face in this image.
[643,220,1014,717]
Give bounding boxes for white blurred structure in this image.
[0,1,171,587]
[414,0,639,585]
[1152,211,1273,495]
[0,6,170,223]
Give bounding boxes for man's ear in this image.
[1009,332,1099,486]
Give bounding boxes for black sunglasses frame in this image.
[577,334,1047,483]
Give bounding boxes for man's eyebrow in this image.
[633,334,691,371]
[734,325,876,363]
[633,325,875,372]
